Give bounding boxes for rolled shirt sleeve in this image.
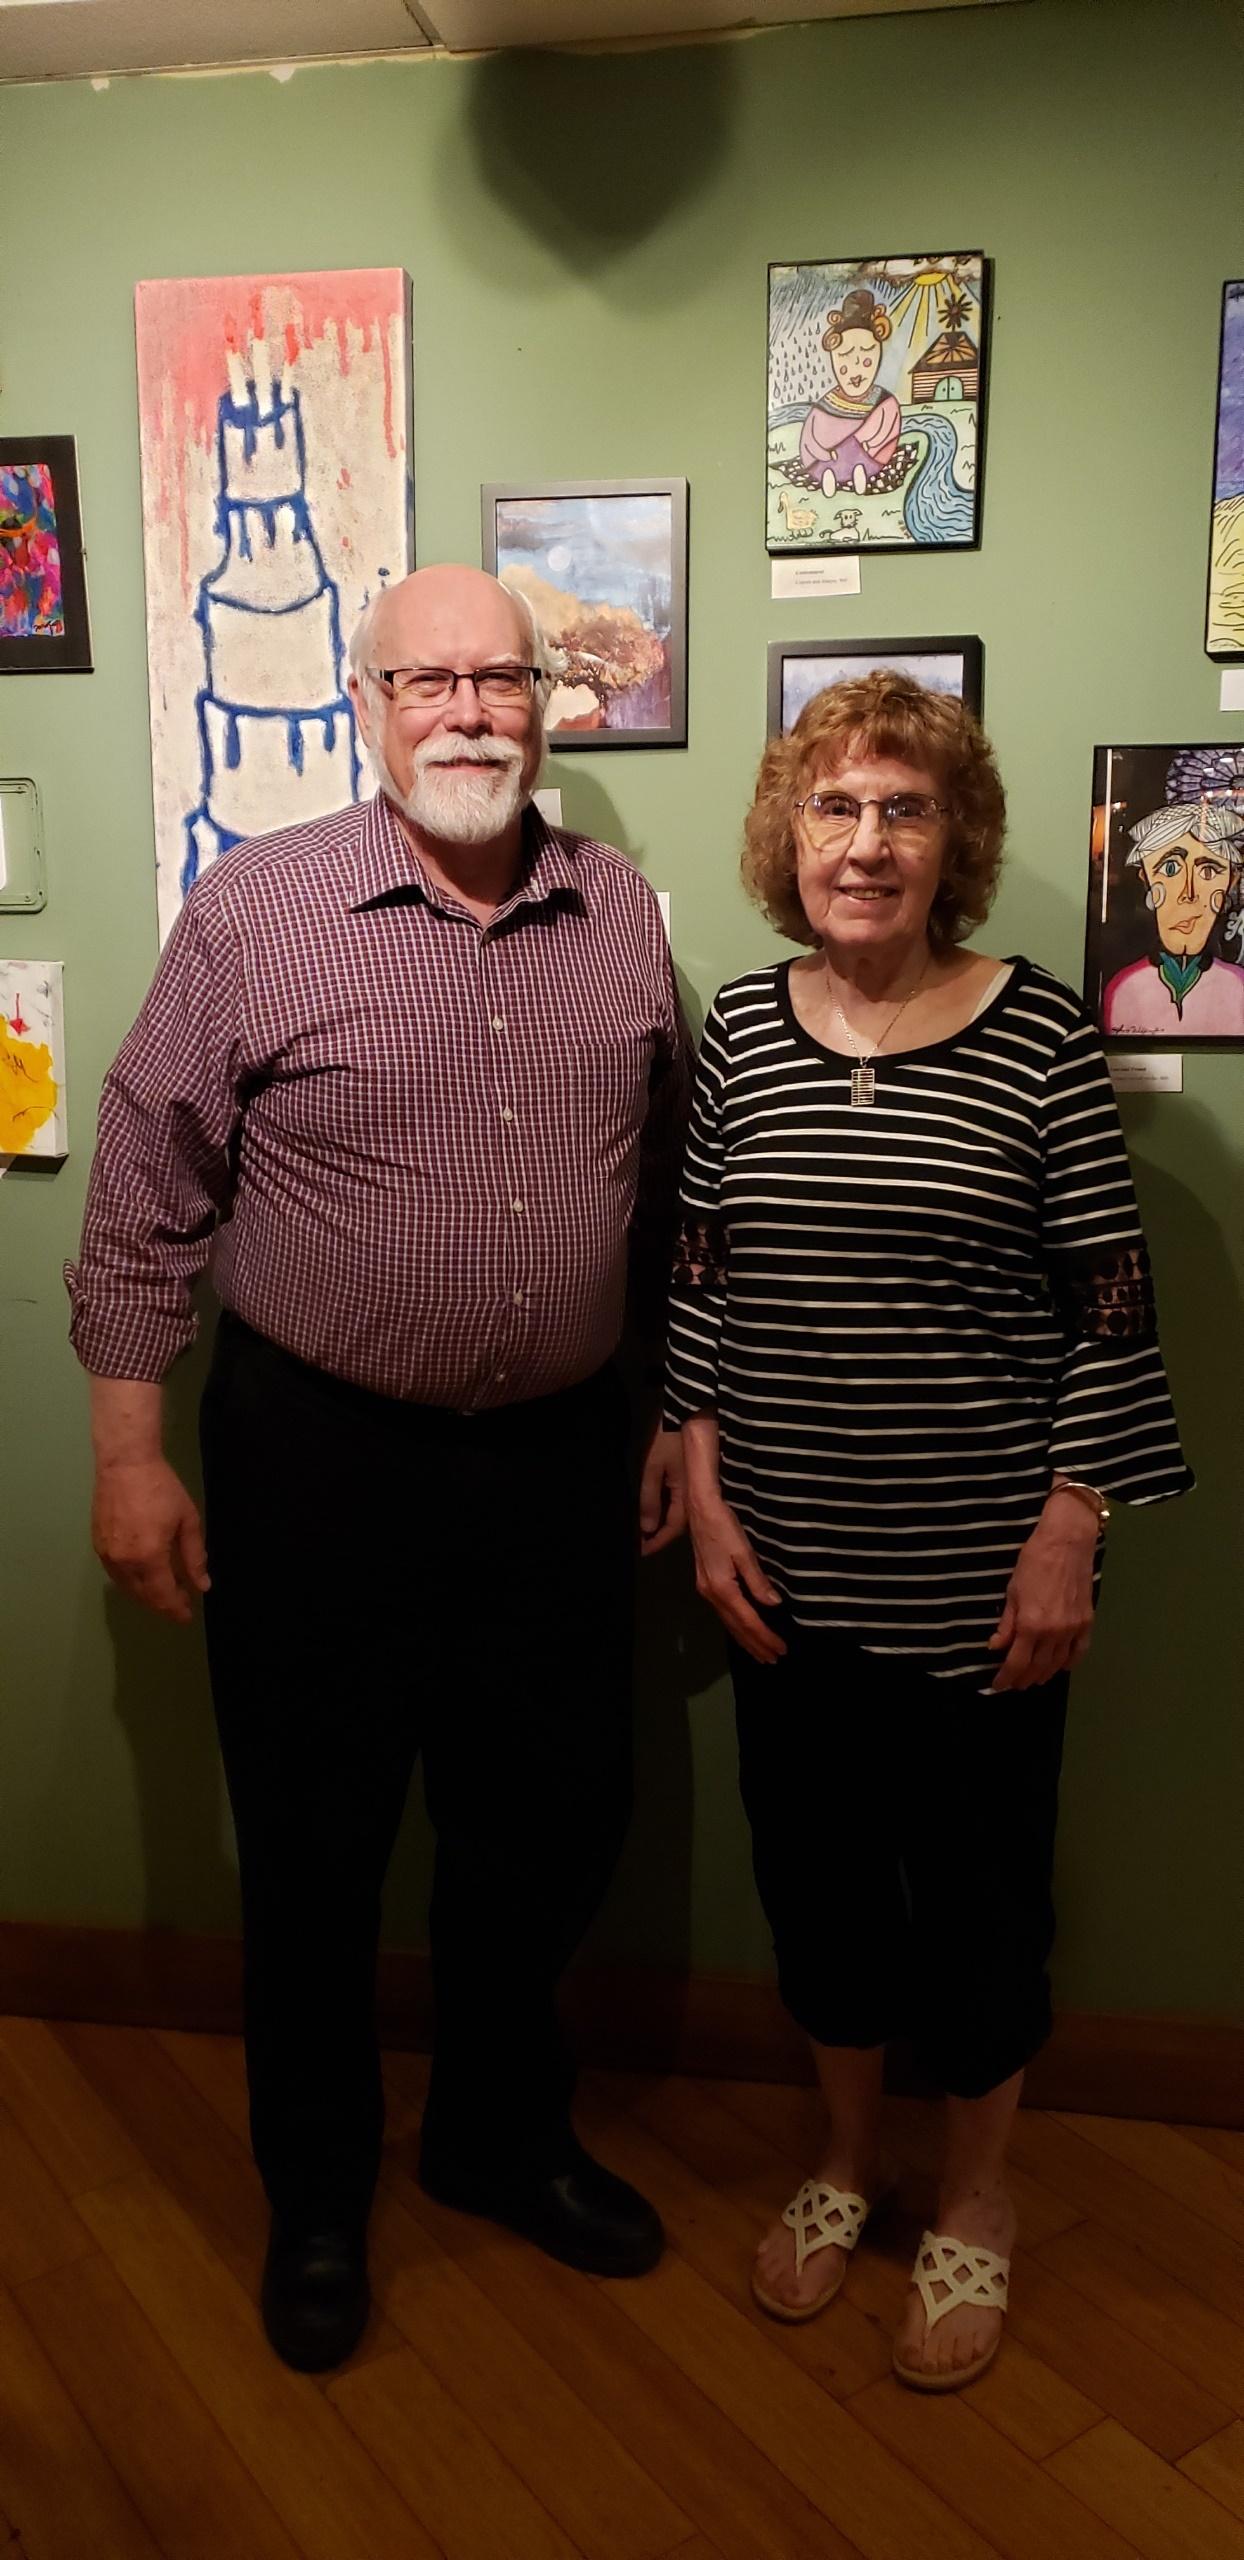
[664,997,731,1428]
[1039,1016,1193,1503]
[65,889,247,1381]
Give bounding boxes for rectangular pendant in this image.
[850,1065,876,1106]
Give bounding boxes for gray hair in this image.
[346,575,558,705]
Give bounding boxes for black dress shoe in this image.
[419,2139,664,2277]
[260,2219,371,2371]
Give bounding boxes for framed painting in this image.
[1206,280,1244,659]
[768,635,983,735]
[482,479,688,748]
[135,271,414,945]
[0,438,92,673]
[1,960,67,1159]
[1084,743,1244,1043]
[767,254,988,556]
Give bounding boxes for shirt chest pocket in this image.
[529,1021,654,1152]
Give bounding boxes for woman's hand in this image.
[988,1492,1098,1692]
[689,1496,786,1663]
[681,1409,786,1664]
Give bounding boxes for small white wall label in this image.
[1108,1052,1183,1095]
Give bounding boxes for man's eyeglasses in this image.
[367,664,541,709]
[794,791,950,851]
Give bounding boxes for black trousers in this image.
[200,1314,636,2225]
[729,1613,1068,2101]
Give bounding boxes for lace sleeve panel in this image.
[671,1210,729,1298]
[1048,1242,1157,1344]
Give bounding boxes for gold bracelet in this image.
[1051,1477,1111,1530]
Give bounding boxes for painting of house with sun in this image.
[767,253,988,554]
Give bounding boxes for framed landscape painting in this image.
[767,254,988,555]
[768,635,982,735]
[1084,743,1244,1042]
[0,438,92,672]
[1206,280,1244,658]
[482,479,688,748]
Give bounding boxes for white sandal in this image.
[893,2228,1011,2391]
[751,2178,873,2324]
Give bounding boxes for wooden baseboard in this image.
[2,1920,1241,2124]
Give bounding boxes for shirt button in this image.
[511,1200,525,1214]
[496,1370,507,1384]
[513,1289,524,1305]
[491,1015,505,1032]
[501,1106,514,1122]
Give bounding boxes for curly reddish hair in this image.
[743,670,1007,955]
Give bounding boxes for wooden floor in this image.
[2,2027,1244,2560]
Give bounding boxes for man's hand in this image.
[988,1495,1097,1692]
[638,1424,687,1558]
[688,1494,786,1664]
[92,1458,210,1625]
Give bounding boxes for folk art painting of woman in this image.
[1087,745,1244,1042]
[767,254,986,554]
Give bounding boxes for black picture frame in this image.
[767,634,983,735]
[1084,741,1244,1046]
[766,253,990,558]
[0,437,92,673]
[1205,280,1244,661]
[481,477,688,749]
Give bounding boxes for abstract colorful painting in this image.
[768,635,982,735]
[0,961,67,1158]
[135,271,414,944]
[482,480,688,747]
[0,439,91,672]
[1085,744,1244,1043]
[1206,281,1244,659]
[767,255,988,555]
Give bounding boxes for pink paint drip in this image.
[135,271,407,600]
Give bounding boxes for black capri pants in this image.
[729,1611,1068,2101]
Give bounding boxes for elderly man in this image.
[68,564,691,2370]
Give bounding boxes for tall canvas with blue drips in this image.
[136,272,413,944]
[767,255,987,555]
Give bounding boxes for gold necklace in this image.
[829,957,930,1107]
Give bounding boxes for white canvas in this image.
[136,270,414,945]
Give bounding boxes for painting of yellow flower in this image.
[0,962,67,1157]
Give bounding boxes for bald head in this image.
[349,565,546,691]
[347,563,548,848]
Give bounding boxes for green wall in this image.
[2,0,1241,2018]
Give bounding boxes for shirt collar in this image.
[349,788,581,919]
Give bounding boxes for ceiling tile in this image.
[419,0,1014,50]
[0,0,430,80]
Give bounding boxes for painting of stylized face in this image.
[829,328,882,401]
[1137,832,1233,957]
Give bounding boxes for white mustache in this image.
[415,737,523,774]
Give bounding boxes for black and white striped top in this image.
[665,957,1192,1684]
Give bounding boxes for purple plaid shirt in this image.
[67,794,692,1410]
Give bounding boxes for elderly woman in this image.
[665,672,1191,2392]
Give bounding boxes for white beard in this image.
[375,736,528,845]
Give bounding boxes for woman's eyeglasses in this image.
[794,791,950,850]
